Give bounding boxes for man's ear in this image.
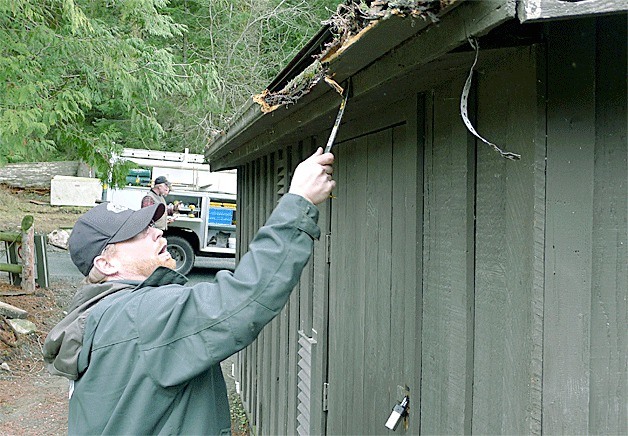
[93,255,119,276]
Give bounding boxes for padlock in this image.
[385,395,409,431]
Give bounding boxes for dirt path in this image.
[0,370,68,435]
[0,278,73,435]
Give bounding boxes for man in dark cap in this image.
[142,175,171,229]
[43,148,335,435]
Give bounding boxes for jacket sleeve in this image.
[137,193,319,386]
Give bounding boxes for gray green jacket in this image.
[43,193,320,435]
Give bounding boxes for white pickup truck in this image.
[103,148,238,275]
[164,189,236,275]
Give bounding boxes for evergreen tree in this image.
[0,0,340,185]
[157,0,340,153]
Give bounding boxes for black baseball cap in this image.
[154,176,171,186]
[68,202,165,276]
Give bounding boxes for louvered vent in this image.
[296,331,316,435]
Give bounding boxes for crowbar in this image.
[324,84,350,153]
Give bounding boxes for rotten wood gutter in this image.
[205,0,517,170]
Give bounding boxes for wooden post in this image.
[1,230,49,289]
[20,216,35,294]
[1,232,22,284]
[34,234,49,288]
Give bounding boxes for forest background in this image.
[0,0,341,185]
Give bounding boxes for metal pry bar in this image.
[324,80,350,153]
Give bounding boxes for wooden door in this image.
[326,98,422,435]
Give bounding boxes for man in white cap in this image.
[43,148,335,435]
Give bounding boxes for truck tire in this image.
[166,235,195,276]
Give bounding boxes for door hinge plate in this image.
[325,234,331,264]
[322,382,330,412]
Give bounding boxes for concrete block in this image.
[50,176,102,207]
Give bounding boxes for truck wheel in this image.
[166,236,195,276]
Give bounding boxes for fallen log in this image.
[0,161,80,188]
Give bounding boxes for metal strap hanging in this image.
[460,38,521,160]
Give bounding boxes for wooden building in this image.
[206,1,627,434]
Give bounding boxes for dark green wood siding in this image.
[421,75,474,434]
[590,15,626,434]
[472,46,545,435]
[421,46,546,435]
[327,99,422,435]
[544,18,596,434]
[232,16,626,435]
[329,133,369,435]
[544,16,627,435]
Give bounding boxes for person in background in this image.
[42,148,336,434]
[141,175,171,230]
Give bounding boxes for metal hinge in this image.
[325,234,331,264]
[322,382,330,412]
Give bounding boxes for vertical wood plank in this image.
[286,143,302,434]
[473,46,541,435]
[390,123,409,408]
[21,223,35,294]
[421,77,473,435]
[326,134,350,435]
[253,157,263,430]
[327,134,369,434]
[268,154,278,436]
[346,136,368,434]
[589,15,627,434]
[363,128,393,433]
[544,18,596,435]
[275,148,290,435]
[310,134,330,435]
[530,43,548,436]
[391,96,423,436]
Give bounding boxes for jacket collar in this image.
[136,266,188,288]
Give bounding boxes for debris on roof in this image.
[252,61,328,114]
[252,1,458,114]
[320,0,449,62]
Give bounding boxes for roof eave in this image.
[206,0,518,170]
[209,80,341,169]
